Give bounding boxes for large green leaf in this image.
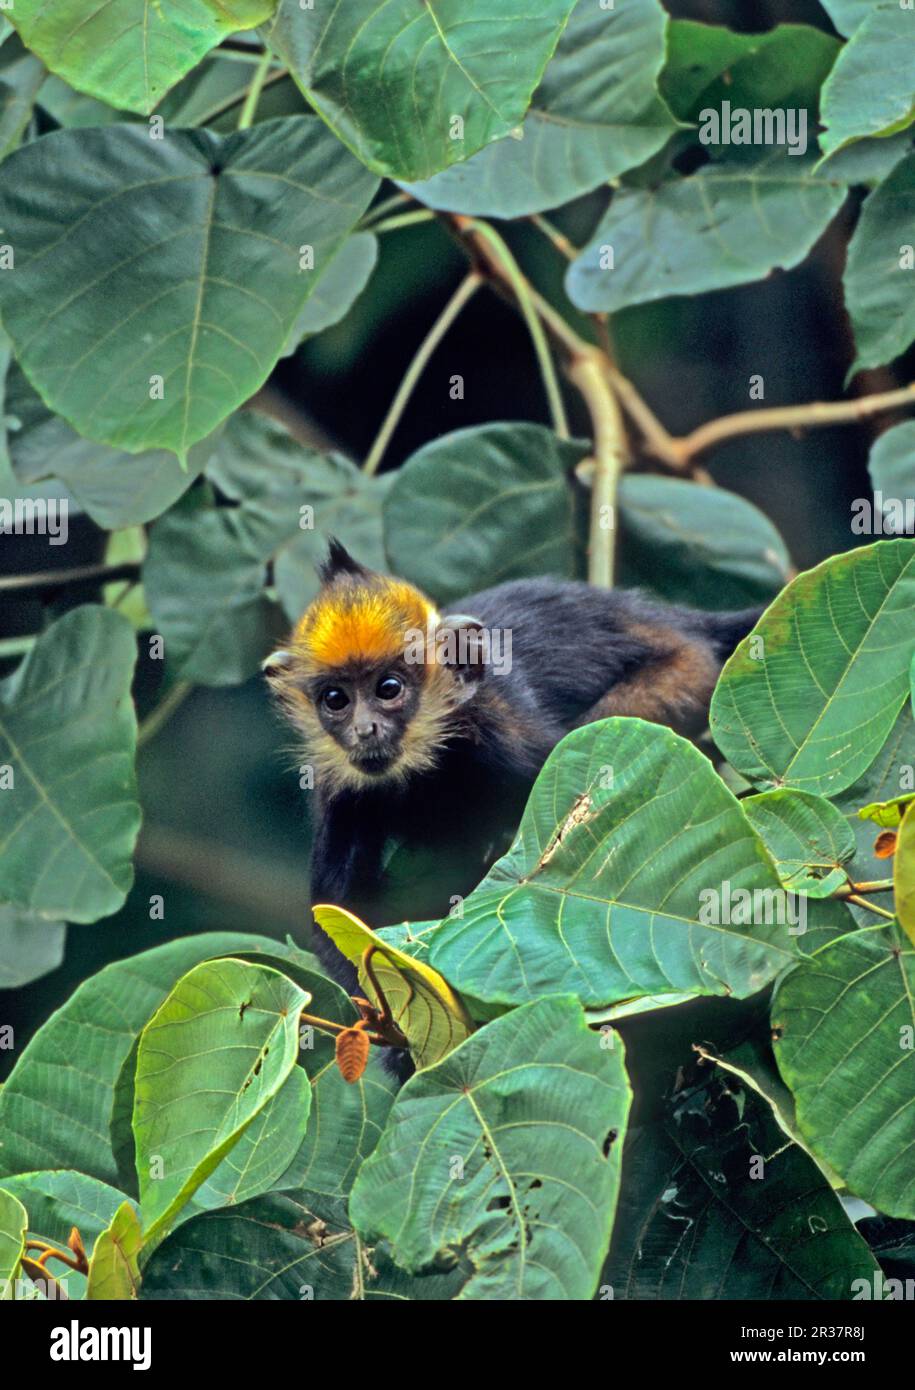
[140,1189,463,1300]
[0,932,287,1184]
[773,924,915,1219]
[0,1188,26,1298]
[0,606,140,923]
[0,119,378,460]
[845,155,915,374]
[820,1,874,38]
[403,0,676,217]
[428,719,801,1014]
[0,905,65,988]
[281,232,378,355]
[6,362,215,529]
[710,540,915,797]
[383,424,588,605]
[350,995,631,1300]
[743,789,857,899]
[618,475,790,609]
[819,3,915,158]
[603,1071,881,1300]
[133,957,311,1242]
[264,0,577,183]
[143,413,388,683]
[868,420,915,515]
[661,20,840,124]
[205,411,389,622]
[8,0,275,116]
[566,150,846,312]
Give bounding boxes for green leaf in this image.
[350,995,631,1300]
[134,958,311,1243]
[383,423,588,605]
[868,420,915,519]
[844,153,915,373]
[313,904,475,1071]
[603,1070,880,1299]
[144,481,283,687]
[710,539,915,796]
[833,701,915,893]
[618,475,790,608]
[8,0,275,116]
[0,905,65,988]
[743,789,857,898]
[428,719,801,1014]
[897,804,915,946]
[0,41,45,160]
[402,0,676,217]
[661,20,840,124]
[773,924,915,1219]
[205,411,390,623]
[566,150,846,312]
[0,1188,27,1298]
[820,1,874,39]
[1,1171,132,1300]
[86,1201,142,1301]
[0,932,288,1184]
[143,412,388,683]
[6,363,215,529]
[264,0,577,183]
[0,119,378,460]
[819,3,915,158]
[0,606,140,923]
[140,1189,463,1300]
[281,231,378,355]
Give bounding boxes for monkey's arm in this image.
[309,792,387,989]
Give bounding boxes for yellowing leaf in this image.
[312,905,473,1070]
[858,793,915,829]
[86,1202,142,1301]
[896,804,915,947]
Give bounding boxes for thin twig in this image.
[460,217,569,438]
[362,271,483,476]
[237,47,273,129]
[369,209,435,235]
[0,561,138,593]
[529,214,578,261]
[664,381,915,467]
[137,681,193,750]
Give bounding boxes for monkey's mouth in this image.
[350,747,398,775]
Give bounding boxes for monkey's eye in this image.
[376,676,403,701]
[322,687,349,712]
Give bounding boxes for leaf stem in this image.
[568,350,628,587]
[137,681,193,750]
[237,48,273,130]
[463,217,569,438]
[369,209,435,235]
[362,270,483,476]
[0,561,139,592]
[844,894,896,920]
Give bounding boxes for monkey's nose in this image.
[354,720,377,739]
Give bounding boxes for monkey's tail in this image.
[695,605,766,659]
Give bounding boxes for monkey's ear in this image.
[262,650,294,684]
[435,615,487,703]
[318,537,370,585]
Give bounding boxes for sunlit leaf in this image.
[86,1201,142,1301]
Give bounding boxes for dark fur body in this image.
[305,576,761,990]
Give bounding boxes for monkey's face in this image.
[310,659,421,778]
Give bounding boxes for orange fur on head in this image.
[292,577,438,673]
